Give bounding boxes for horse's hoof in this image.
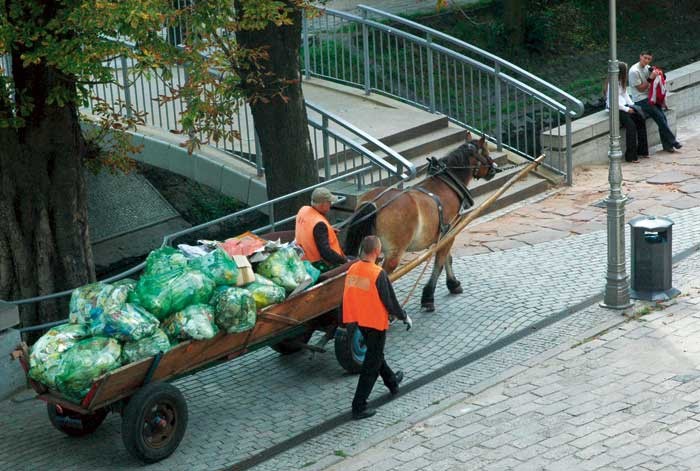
[422,303,435,312]
[447,280,463,294]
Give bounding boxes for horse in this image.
[343,132,499,312]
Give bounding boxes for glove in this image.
[403,314,413,331]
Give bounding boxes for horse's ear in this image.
[478,135,486,147]
[465,131,472,142]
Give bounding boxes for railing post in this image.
[426,34,436,113]
[362,11,371,95]
[269,204,276,231]
[494,63,503,151]
[565,113,573,185]
[322,115,331,180]
[254,131,264,177]
[120,55,133,118]
[302,15,311,80]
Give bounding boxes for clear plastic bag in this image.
[28,324,90,388]
[211,287,257,333]
[244,277,286,309]
[256,247,311,293]
[54,337,122,401]
[122,329,172,364]
[161,304,219,341]
[89,303,160,342]
[68,280,135,325]
[189,248,239,286]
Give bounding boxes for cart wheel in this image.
[334,324,366,374]
[121,382,188,463]
[47,403,108,437]
[270,330,314,355]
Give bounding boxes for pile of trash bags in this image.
[28,237,322,401]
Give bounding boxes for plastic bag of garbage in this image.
[256,247,311,293]
[68,279,135,325]
[244,276,286,309]
[89,303,160,342]
[28,323,90,388]
[144,246,188,276]
[162,304,219,341]
[122,329,172,364]
[130,269,215,320]
[303,261,321,285]
[189,248,239,286]
[55,337,122,400]
[211,287,257,333]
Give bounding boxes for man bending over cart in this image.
[295,187,348,272]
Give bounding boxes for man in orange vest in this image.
[295,187,347,271]
[343,235,412,420]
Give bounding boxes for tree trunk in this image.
[0,58,94,329]
[235,2,317,221]
[503,0,527,51]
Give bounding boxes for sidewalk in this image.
[319,251,700,471]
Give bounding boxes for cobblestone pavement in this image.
[453,114,700,257]
[3,124,700,469]
[317,250,700,471]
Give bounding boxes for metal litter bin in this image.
[628,215,679,301]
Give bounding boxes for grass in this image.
[333,450,349,458]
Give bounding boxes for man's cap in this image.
[311,187,340,204]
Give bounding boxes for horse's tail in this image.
[343,202,377,256]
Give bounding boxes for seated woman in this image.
[605,62,649,163]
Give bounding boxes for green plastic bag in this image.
[130,269,215,320]
[256,247,311,293]
[162,304,219,341]
[28,324,90,388]
[189,248,239,286]
[245,279,286,309]
[122,329,171,364]
[68,280,134,325]
[212,287,257,333]
[303,261,321,285]
[90,303,160,342]
[55,337,122,400]
[144,246,188,276]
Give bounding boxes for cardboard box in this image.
[232,255,256,286]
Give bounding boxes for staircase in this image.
[327,115,552,221]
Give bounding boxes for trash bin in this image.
[628,215,680,301]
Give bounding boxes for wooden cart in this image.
[12,231,367,463]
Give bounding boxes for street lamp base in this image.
[599,300,634,310]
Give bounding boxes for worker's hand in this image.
[404,314,413,331]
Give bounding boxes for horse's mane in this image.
[441,140,479,168]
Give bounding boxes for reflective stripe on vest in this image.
[342,261,389,331]
[294,206,344,263]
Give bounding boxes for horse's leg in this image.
[421,246,449,312]
[443,241,463,294]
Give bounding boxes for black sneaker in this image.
[673,142,683,149]
[352,408,377,420]
[663,146,675,153]
[389,371,404,396]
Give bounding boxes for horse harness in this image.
[411,159,476,237]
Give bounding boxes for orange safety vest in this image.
[295,206,344,263]
[342,261,389,331]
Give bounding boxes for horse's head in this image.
[442,132,499,182]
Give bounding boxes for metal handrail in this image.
[4,165,380,309]
[357,5,584,117]
[303,5,585,183]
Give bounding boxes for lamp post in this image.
[601,0,632,309]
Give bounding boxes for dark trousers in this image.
[352,327,398,413]
[620,110,649,161]
[635,99,676,149]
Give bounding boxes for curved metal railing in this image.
[302,4,584,183]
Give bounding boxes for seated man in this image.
[295,187,347,271]
[628,51,682,153]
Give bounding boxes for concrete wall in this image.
[542,60,700,168]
